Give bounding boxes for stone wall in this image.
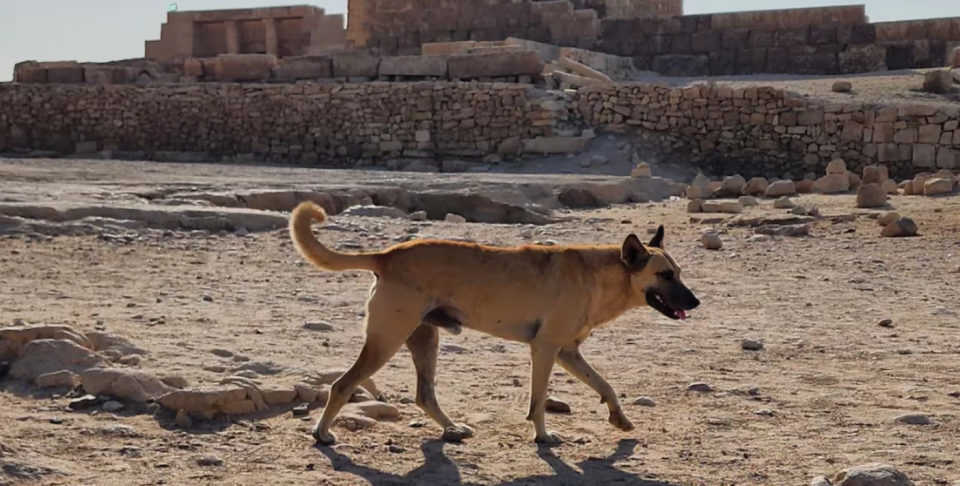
[578,83,960,179]
[1,81,957,179]
[0,82,566,164]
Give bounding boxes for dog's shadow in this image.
[317,438,683,486]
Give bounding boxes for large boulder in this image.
[448,50,544,79]
[815,174,850,194]
[923,178,955,196]
[717,175,747,197]
[765,180,797,198]
[856,183,887,208]
[1,325,93,360]
[922,69,952,94]
[742,177,769,196]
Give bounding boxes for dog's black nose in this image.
[687,296,700,310]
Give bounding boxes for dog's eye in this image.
[658,271,674,281]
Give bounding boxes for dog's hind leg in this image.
[312,284,424,446]
[526,341,563,445]
[556,346,634,432]
[406,323,474,442]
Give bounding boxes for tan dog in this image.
[289,201,700,445]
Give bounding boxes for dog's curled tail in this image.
[289,201,380,273]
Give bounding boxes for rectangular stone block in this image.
[919,124,942,144]
[708,50,737,76]
[651,54,708,76]
[790,45,840,75]
[331,52,380,78]
[448,50,543,79]
[213,54,278,82]
[46,66,84,84]
[765,47,792,73]
[809,26,837,45]
[521,137,588,154]
[691,31,720,54]
[271,56,333,81]
[877,143,899,162]
[775,28,809,47]
[913,143,937,168]
[749,30,775,49]
[873,122,894,143]
[937,147,957,169]
[839,44,887,74]
[379,55,449,77]
[720,29,750,50]
[798,108,824,126]
[83,67,135,85]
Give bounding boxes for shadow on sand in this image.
[317,438,685,486]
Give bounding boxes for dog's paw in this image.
[441,424,474,443]
[312,427,337,446]
[534,431,564,446]
[608,409,635,432]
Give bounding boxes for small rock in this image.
[197,455,224,467]
[832,81,852,93]
[440,343,468,354]
[701,201,743,214]
[292,403,310,418]
[856,183,887,208]
[701,231,723,251]
[68,395,100,410]
[881,218,918,238]
[174,409,193,429]
[388,444,405,453]
[796,179,816,194]
[738,196,758,207]
[234,227,249,237]
[590,155,608,165]
[303,321,335,332]
[773,196,796,209]
[826,159,848,175]
[764,180,797,198]
[409,211,427,221]
[341,205,407,219]
[337,413,377,432]
[632,397,656,407]
[444,213,467,224]
[862,165,889,185]
[754,409,774,416]
[687,199,703,213]
[878,319,894,328]
[741,339,764,351]
[687,382,712,393]
[893,413,933,425]
[877,212,900,226]
[815,174,850,194]
[832,463,912,486]
[630,162,652,178]
[545,396,572,414]
[717,175,747,198]
[35,370,81,389]
[882,179,899,195]
[102,401,124,412]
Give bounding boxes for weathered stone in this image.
[81,368,175,403]
[773,196,796,209]
[448,50,543,79]
[881,218,919,238]
[742,177,769,196]
[923,178,955,196]
[35,370,81,389]
[271,56,333,81]
[717,175,747,197]
[826,159,847,175]
[379,55,449,77]
[212,54,277,82]
[764,180,796,198]
[701,201,743,214]
[832,81,852,93]
[856,184,887,208]
[522,137,588,154]
[630,162,652,178]
[862,165,889,185]
[10,340,106,381]
[882,179,899,195]
[814,174,850,194]
[922,70,953,94]
[701,231,722,250]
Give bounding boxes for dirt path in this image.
[1,158,960,486]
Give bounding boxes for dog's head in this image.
[621,226,700,321]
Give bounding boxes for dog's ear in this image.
[648,225,665,249]
[621,234,650,268]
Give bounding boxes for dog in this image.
[289,201,700,446]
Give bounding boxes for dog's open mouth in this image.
[646,290,687,321]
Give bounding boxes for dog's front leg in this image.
[556,346,634,432]
[526,341,563,445]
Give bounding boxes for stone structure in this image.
[145,5,346,61]
[2,80,957,178]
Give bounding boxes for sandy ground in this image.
[1,157,960,486]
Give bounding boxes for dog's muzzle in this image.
[646,286,700,321]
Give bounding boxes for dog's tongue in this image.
[677,310,687,321]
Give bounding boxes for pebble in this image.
[545,397,572,414]
[741,339,764,351]
[388,444,405,453]
[440,343,468,354]
[409,211,427,221]
[810,476,832,486]
[444,213,467,224]
[755,409,774,417]
[234,227,249,237]
[303,321,336,332]
[197,455,224,467]
[773,196,796,209]
[292,403,310,418]
[701,231,723,250]
[102,401,124,412]
[202,295,214,302]
[687,382,713,393]
[632,397,657,407]
[893,413,934,425]
[878,318,894,328]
